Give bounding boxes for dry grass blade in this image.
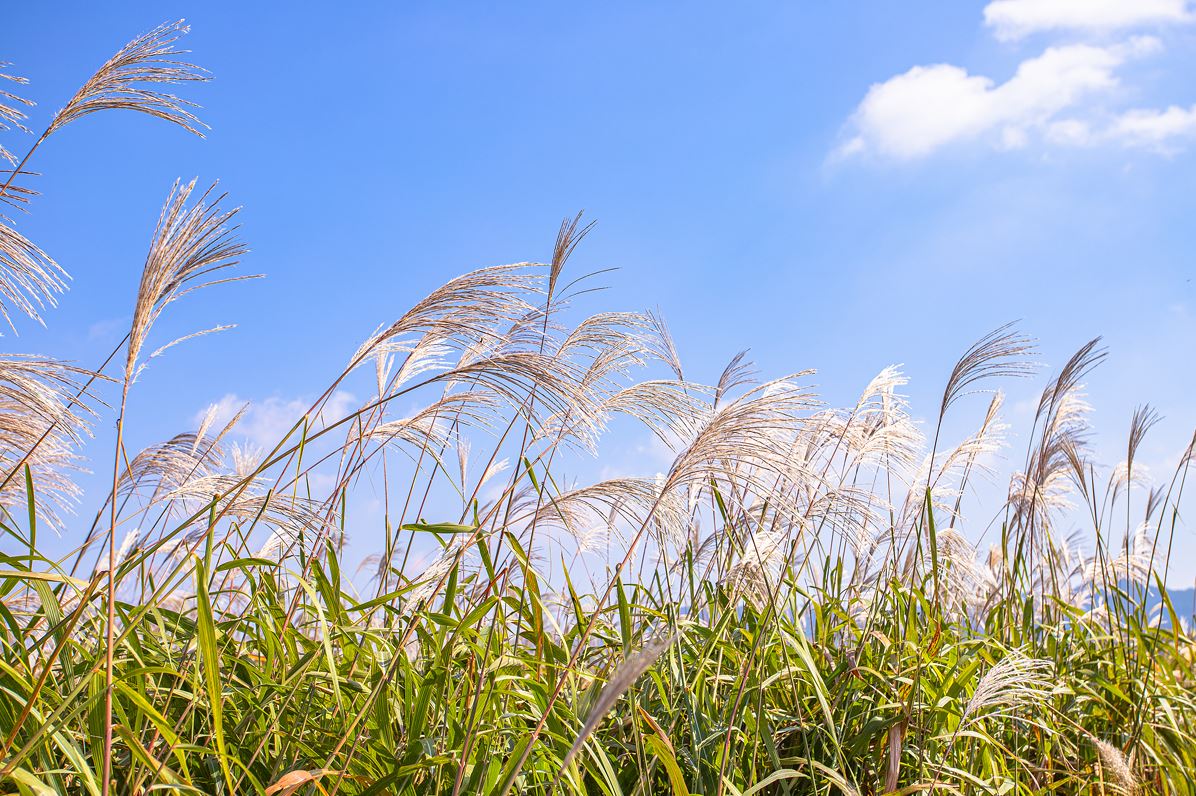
[265,769,340,796]
[125,179,251,382]
[556,633,676,780]
[48,20,209,137]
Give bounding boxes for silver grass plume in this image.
[916,528,994,618]
[1109,405,1161,506]
[161,473,331,555]
[455,434,471,490]
[126,179,251,384]
[548,211,595,300]
[662,375,819,508]
[645,308,684,380]
[117,430,227,503]
[193,402,221,446]
[555,311,654,358]
[0,23,210,332]
[441,349,590,421]
[714,350,758,407]
[351,264,543,370]
[534,325,656,453]
[651,472,691,551]
[94,528,140,574]
[0,355,96,528]
[604,380,713,448]
[1093,738,1138,795]
[858,364,907,408]
[543,378,705,456]
[477,457,510,493]
[403,541,472,609]
[939,323,1035,417]
[362,392,500,455]
[0,63,33,163]
[454,304,550,371]
[962,649,1053,725]
[450,436,510,502]
[940,393,1008,494]
[1108,461,1153,507]
[0,177,35,215]
[897,394,1008,534]
[573,512,616,557]
[256,528,289,560]
[390,335,455,392]
[1010,382,1096,533]
[228,442,264,478]
[722,529,791,607]
[48,20,208,137]
[1041,529,1090,608]
[1085,522,1154,588]
[845,365,924,474]
[525,476,688,552]
[0,206,67,330]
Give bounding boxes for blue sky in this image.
[5,3,1195,578]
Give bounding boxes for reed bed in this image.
[2,21,1195,796]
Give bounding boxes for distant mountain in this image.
[1152,586,1196,619]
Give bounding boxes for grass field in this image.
[2,20,1195,796]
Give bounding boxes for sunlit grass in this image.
[2,20,1195,796]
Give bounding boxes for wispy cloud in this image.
[1108,103,1196,149]
[195,390,358,450]
[984,0,1193,40]
[836,1,1196,162]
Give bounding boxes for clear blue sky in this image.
[6,3,1195,578]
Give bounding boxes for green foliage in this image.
[4,539,1196,794]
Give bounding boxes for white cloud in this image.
[839,40,1154,161]
[838,0,1196,162]
[984,0,1193,41]
[195,390,358,450]
[1043,104,1196,151]
[1108,103,1196,149]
